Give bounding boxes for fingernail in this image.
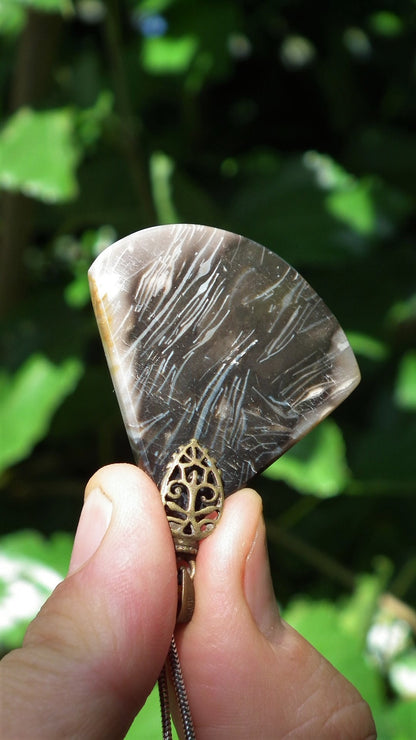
[244,518,281,639]
[68,488,113,575]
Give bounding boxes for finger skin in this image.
[1,467,377,740]
[175,489,377,740]
[0,464,177,739]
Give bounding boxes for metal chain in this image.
[158,663,173,740]
[168,635,196,740]
[158,635,196,740]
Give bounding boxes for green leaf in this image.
[0,354,83,474]
[125,685,179,739]
[0,530,72,649]
[303,150,353,189]
[388,293,416,329]
[0,530,72,578]
[306,152,377,236]
[395,351,416,411]
[230,152,368,266]
[342,567,392,643]
[347,331,389,361]
[369,12,403,37]
[139,0,174,12]
[262,420,349,497]
[141,35,198,74]
[326,180,375,235]
[377,700,416,740]
[0,0,25,34]
[284,588,383,709]
[75,91,114,148]
[0,107,79,202]
[0,0,71,34]
[64,272,91,309]
[231,150,411,266]
[150,151,178,224]
[63,225,117,308]
[13,0,72,12]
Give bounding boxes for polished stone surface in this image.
[89,224,360,496]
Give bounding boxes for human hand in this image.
[1,464,376,739]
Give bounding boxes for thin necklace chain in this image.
[158,635,196,740]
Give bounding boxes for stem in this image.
[0,10,62,317]
[103,1,157,224]
[276,494,321,531]
[389,556,416,602]
[267,521,355,590]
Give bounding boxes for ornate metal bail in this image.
[160,438,224,622]
[158,439,224,738]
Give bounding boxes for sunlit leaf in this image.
[0,530,72,649]
[285,585,383,709]
[141,35,198,74]
[0,354,83,473]
[395,351,416,411]
[0,0,25,34]
[377,699,416,739]
[230,151,407,265]
[262,420,349,497]
[0,107,79,202]
[64,273,91,308]
[347,331,389,361]
[306,152,377,235]
[303,150,352,189]
[326,181,375,235]
[150,151,178,224]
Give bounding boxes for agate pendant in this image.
[89,224,360,497]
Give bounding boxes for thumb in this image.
[1,464,177,739]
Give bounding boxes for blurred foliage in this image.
[0,107,80,201]
[0,529,72,650]
[0,0,415,736]
[0,354,82,472]
[263,419,350,498]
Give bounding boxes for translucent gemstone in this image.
[89,224,360,496]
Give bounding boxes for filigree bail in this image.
[160,439,224,553]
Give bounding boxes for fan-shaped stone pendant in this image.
[89,224,360,498]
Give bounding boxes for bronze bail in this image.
[158,439,225,739]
